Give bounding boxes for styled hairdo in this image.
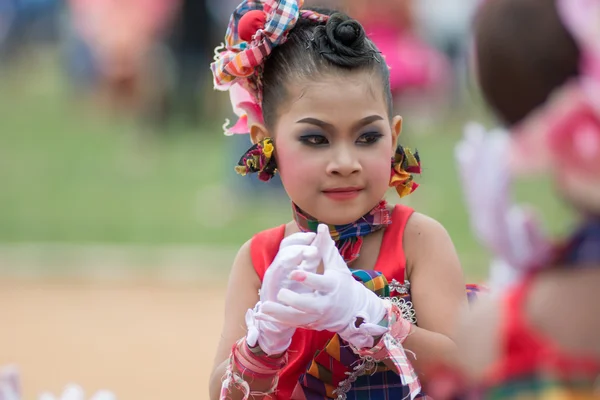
[474,0,580,127]
[261,8,392,128]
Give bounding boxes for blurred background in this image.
[0,0,573,399]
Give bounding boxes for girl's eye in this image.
[299,135,329,146]
[357,132,383,144]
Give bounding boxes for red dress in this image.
[483,275,600,398]
[249,204,415,399]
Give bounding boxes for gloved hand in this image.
[246,231,321,356]
[456,123,550,283]
[256,224,388,349]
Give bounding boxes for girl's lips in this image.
[322,188,363,201]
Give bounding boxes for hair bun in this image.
[313,12,373,67]
[326,13,365,51]
[331,16,363,47]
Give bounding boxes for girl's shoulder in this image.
[400,210,456,275]
[403,210,448,238]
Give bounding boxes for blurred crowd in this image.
[0,0,479,130]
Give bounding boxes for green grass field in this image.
[0,52,575,279]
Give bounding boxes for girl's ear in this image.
[391,115,403,150]
[250,123,271,144]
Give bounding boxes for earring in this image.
[235,137,278,182]
[389,145,421,198]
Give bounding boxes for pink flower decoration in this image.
[225,83,265,135]
[547,89,600,176]
[510,82,600,177]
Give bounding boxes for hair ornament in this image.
[211,0,329,136]
[389,145,421,198]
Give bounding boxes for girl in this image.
[208,1,472,398]
[443,0,600,397]
[66,0,180,119]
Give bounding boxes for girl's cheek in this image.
[276,144,307,179]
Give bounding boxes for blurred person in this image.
[413,0,478,70]
[167,0,214,127]
[208,1,484,398]
[346,0,453,117]
[65,0,180,129]
[428,0,600,397]
[413,0,479,108]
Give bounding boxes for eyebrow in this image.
[296,115,384,131]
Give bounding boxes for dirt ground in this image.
[0,278,226,400]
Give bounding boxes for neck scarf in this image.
[292,200,392,263]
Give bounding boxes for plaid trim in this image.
[347,370,428,399]
[294,270,422,400]
[349,301,421,399]
[390,146,421,198]
[211,0,329,104]
[294,280,487,399]
[235,137,278,181]
[352,270,390,297]
[293,200,391,263]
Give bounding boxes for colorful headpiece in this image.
[210,0,329,135]
[213,0,421,200]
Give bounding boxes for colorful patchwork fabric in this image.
[235,137,277,181]
[211,1,329,136]
[211,0,302,102]
[294,272,488,399]
[351,270,390,297]
[211,0,329,104]
[293,200,392,263]
[390,145,421,198]
[486,369,600,399]
[294,269,421,400]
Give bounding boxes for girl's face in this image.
[264,72,401,225]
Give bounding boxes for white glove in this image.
[256,224,388,349]
[245,231,321,356]
[456,123,550,285]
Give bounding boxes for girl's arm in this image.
[208,240,272,400]
[401,213,468,380]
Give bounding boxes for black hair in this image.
[474,0,580,127]
[261,8,392,128]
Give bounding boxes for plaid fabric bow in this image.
[390,145,421,198]
[292,200,392,263]
[210,0,329,135]
[211,0,329,99]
